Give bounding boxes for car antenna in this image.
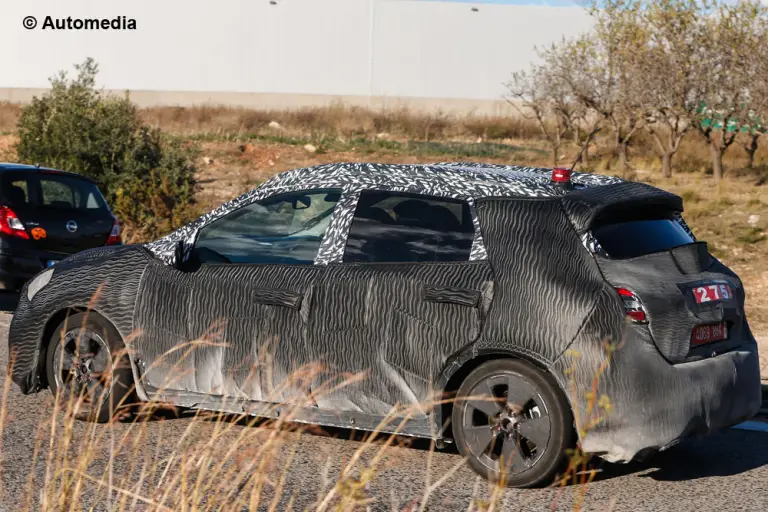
[568,126,601,173]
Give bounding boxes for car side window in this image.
[343,191,475,263]
[41,179,77,209]
[192,189,342,265]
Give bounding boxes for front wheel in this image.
[452,359,574,488]
[45,312,134,423]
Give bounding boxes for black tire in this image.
[45,312,134,423]
[452,359,574,488]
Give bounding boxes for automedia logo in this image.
[23,16,137,30]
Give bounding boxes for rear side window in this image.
[1,172,108,211]
[39,176,107,210]
[592,218,694,259]
[343,191,475,263]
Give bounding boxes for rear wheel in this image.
[452,359,574,488]
[45,312,134,423]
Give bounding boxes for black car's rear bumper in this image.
[552,327,762,463]
[0,251,53,291]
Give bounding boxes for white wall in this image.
[0,0,592,112]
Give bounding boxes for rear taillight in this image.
[615,287,647,323]
[0,206,29,240]
[106,218,121,245]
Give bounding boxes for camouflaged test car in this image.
[7,162,762,487]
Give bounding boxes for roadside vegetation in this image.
[0,308,616,511]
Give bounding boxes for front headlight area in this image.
[27,268,54,302]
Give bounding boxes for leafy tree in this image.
[16,58,199,242]
[690,0,768,181]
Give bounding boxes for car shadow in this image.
[126,406,768,485]
[0,291,19,313]
[589,429,768,483]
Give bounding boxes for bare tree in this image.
[639,0,710,178]
[505,65,579,167]
[544,1,647,177]
[691,0,768,182]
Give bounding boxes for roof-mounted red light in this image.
[551,167,572,183]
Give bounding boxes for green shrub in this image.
[16,58,198,243]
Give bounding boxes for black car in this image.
[7,162,762,487]
[0,163,120,291]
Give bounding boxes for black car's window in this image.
[592,217,694,259]
[0,172,108,211]
[194,189,342,265]
[2,178,30,205]
[40,176,107,210]
[343,191,475,263]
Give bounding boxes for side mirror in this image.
[173,240,186,269]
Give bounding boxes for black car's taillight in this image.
[0,205,30,240]
[106,218,121,245]
[616,287,647,323]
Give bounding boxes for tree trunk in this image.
[745,134,759,169]
[551,143,559,168]
[618,141,629,178]
[661,152,673,178]
[709,140,724,183]
[582,143,590,167]
[573,124,581,146]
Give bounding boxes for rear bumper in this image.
[0,248,68,291]
[0,253,45,290]
[552,329,762,463]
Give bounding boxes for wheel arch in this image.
[38,306,149,401]
[434,346,564,441]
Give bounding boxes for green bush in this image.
[16,58,198,243]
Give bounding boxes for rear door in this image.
[310,191,494,418]
[0,171,114,256]
[591,213,747,363]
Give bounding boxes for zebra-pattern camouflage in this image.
[7,161,760,468]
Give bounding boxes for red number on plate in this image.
[694,287,710,303]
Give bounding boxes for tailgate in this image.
[1,171,114,256]
[596,243,747,363]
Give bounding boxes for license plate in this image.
[46,260,57,268]
[692,283,733,304]
[691,323,727,347]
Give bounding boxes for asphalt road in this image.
[0,308,766,511]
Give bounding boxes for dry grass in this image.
[0,309,616,511]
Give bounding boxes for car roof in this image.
[259,162,623,199]
[0,162,97,183]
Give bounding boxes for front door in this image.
[310,191,495,418]
[133,189,342,403]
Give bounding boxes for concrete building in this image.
[1,0,593,114]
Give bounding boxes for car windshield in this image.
[592,217,694,259]
[0,172,109,212]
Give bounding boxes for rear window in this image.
[1,173,108,211]
[592,218,694,259]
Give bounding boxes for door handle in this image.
[422,285,480,308]
[253,288,303,309]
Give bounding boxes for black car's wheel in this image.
[452,359,574,488]
[45,312,134,423]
